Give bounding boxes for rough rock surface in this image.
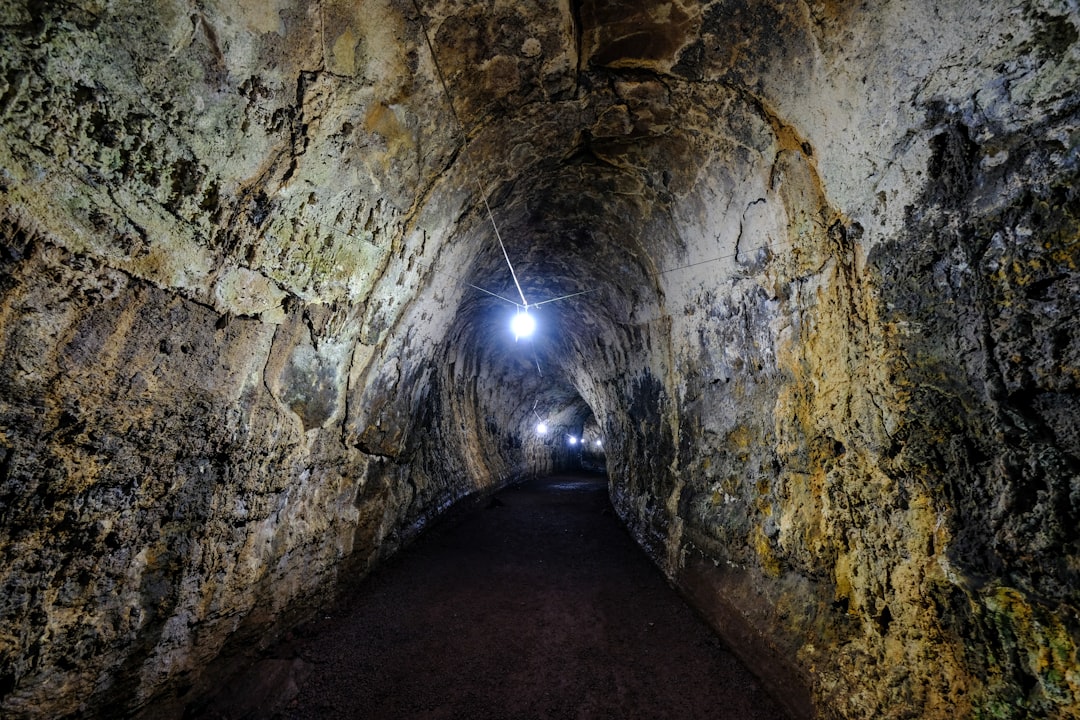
[0,1,1077,718]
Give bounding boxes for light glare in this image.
[511,310,535,339]
[536,422,548,435]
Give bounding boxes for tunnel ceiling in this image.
[3,1,1080,719]
[426,0,797,413]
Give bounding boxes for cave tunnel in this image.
[1,0,1079,718]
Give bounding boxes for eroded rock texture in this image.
[1,0,1078,718]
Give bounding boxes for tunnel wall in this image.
[577,2,1080,719]
[0,2,536,717]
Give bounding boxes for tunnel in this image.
[1,0,1079,718]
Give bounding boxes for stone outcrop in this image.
[1,1,1077,718]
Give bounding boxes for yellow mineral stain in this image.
[726,425,751,449]
[834,552,854,608]
[332,26,358,75]
[985,586,1080,703]
[364,102,414,157]
[755,531,781,578]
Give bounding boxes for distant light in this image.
[568,436,577,445]
[595,440,602,448]
[536,422,548,435]
[511,310,535,340]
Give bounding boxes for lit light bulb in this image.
[536,422,548,435]
[511,310,535,340]
[568,436,577,445]
[595,439,602,448]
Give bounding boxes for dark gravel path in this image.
[202,473,789,720]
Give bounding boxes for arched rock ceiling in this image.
[420,1,803,423]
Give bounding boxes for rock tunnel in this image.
[1,0,1079,717]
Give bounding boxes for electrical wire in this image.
[466,283,599,309]
[530,288,598,307]
[410,0,528,307]
[466,283,522,307]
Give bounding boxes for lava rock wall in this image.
[0,1,531,717]
[573,2,1080,718]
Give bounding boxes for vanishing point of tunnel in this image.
[1,1,1079,719]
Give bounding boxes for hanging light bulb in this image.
[568,435,577,445]
[536,421,548,435]
[511,309,535,340]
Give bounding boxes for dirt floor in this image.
[194,473,790,719]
